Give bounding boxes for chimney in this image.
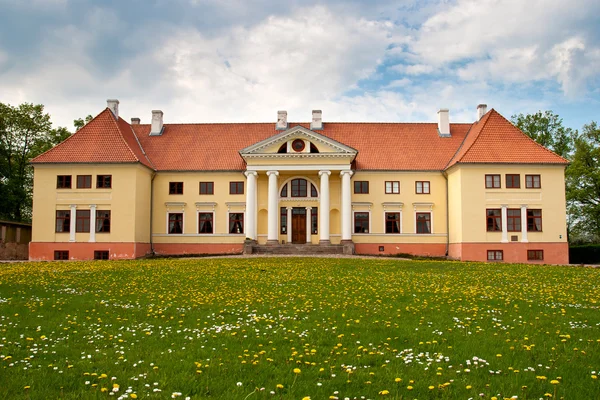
[150,110,164,136]
[276,110,288,130]
[310,110,323,130]
[131,117,140,125]
[107,99,119,119]
[437,108,450,137]
[477,104,488,121]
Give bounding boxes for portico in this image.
[239,125,357,248]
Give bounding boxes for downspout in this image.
[150,172,156,255]
[442,170,449,257]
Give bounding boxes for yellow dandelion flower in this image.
[379,390,389,395]
[428,385,434,390]
[466,385,472,389]
[276,384,283,389]
[407,386,413,390]
[550,380,559,385]
[394,377,402,382]
[293,368,301,374]
[130,395,137,399]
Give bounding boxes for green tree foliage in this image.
[511,110,576,158]
[73,115,93,131]
[566,122,600,241]
[0,102,71,222]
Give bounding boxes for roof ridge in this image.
[108,111,141,163]
[444,110,493,169]
[122,118,156,170]
[31,108,110,163]
[129,121,475,126]
[493,109,570,164]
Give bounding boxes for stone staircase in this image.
[249,243,350,255]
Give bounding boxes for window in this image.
[354,181,369,194]
[311,184,318,197]
[525,175,541,188]
[169,182,183,195]
[486,209,502,231]
[96,210,111,233]
[354,212,369,233]
[506,174,520,188]
[199,182,214,195]
[291,179,307,197]
[485,174,501,189]
[292,139,305,152]
[76,175,92,189]
[198,212,214,234]
[230,181,244,195]
[416,181,430,194]
[94,251,109,260]
[57,175,71,189]
[527,250,544,260]
[280,207,287,234]
[507,209,521,232]
[416,212,431,234]
[487,250,503,261]
[54,250,69,260]
[385,181,400,194]
[385,212,401,234]
[280,184,288,197]
[168,213,183,234]
[96,175,112,188]
[55,211,70,232]
[311,207,318,234]
[76,210,90,233]
[229,213,244,234]
[527,209,543,232]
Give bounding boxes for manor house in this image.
[29,100,569,263]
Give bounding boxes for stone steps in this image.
[251,244,347,255]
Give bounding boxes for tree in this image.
[566,122,600,241]
[511,110,576,158]
[0,102,71,222]
[74,114,93,131]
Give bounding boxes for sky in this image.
[0,0,599,131]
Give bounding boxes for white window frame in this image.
[227,211,245,235]
[383,211,403,234]
[385,181,400,194]
[416,181,430,194]
[166,211,185,235]
[196,211,215,234]
[353,210,371,234]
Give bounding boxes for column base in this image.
[319,240,331,245]
[341,240,355,255]
[266,240,280,245]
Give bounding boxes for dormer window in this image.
[292,139,305,152]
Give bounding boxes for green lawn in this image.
[0,258,599,399]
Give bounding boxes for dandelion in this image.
[407,386,413,390]
[276,384,283,389]
[428,385,434,390]
[294,368,301,374]
[394,378,402,382]
[130,395,137,399]
[466,385,472,389]
[379,390,389,395]
[550,380,559,385]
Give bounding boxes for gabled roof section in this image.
[240,125,358,156]
[445,109,569,169]
[31,108,153,169]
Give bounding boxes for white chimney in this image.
[477,104,488,121]
[310,110,323,130]
[437,108,450,137]
[150,110,164,136]
[276,110,288,130]
[107,99,119,119]
[131,117,140,125]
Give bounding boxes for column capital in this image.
[520,204,528,208]
[244,171,258,178]
[70,204,77,209]
[89,204,97,209]
[266,170,279,177]
[340,170,354,177]
[501,204,508,209]
[305,206,312,210]
[318,170,331,177]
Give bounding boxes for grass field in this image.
[0,257,599,400]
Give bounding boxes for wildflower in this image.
[276,384,283,389]
[407,386,413,390]
[236,382,242,387]
[24,386,30,390]
[537,376,547,380]
[130,395,137,399]
[466,385,472,389]
[302,397,311,400]
[379,390,389,395]
[394,378,402,382]
[294,368,301,374]
[428,385,434,390]
[592,375,598,380]
[550,380,559,385]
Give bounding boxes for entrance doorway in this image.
[291,208,307,243]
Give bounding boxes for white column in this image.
[244,171,258,240]
[69,204,77,242]
[286,207,292,244]
[340,170,353,242]
[306,207,312,243]
[266,170,279,244]
[501,205,508,243]
[521,205,528,243]
[319,170,331,244]
[89,204,97,243]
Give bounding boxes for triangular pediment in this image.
[240,125,357,160]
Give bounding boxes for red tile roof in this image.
[32,107,567,171]
[446,109,568,168]
[31,109,153,169]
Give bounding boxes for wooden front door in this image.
[291,208,307,243]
